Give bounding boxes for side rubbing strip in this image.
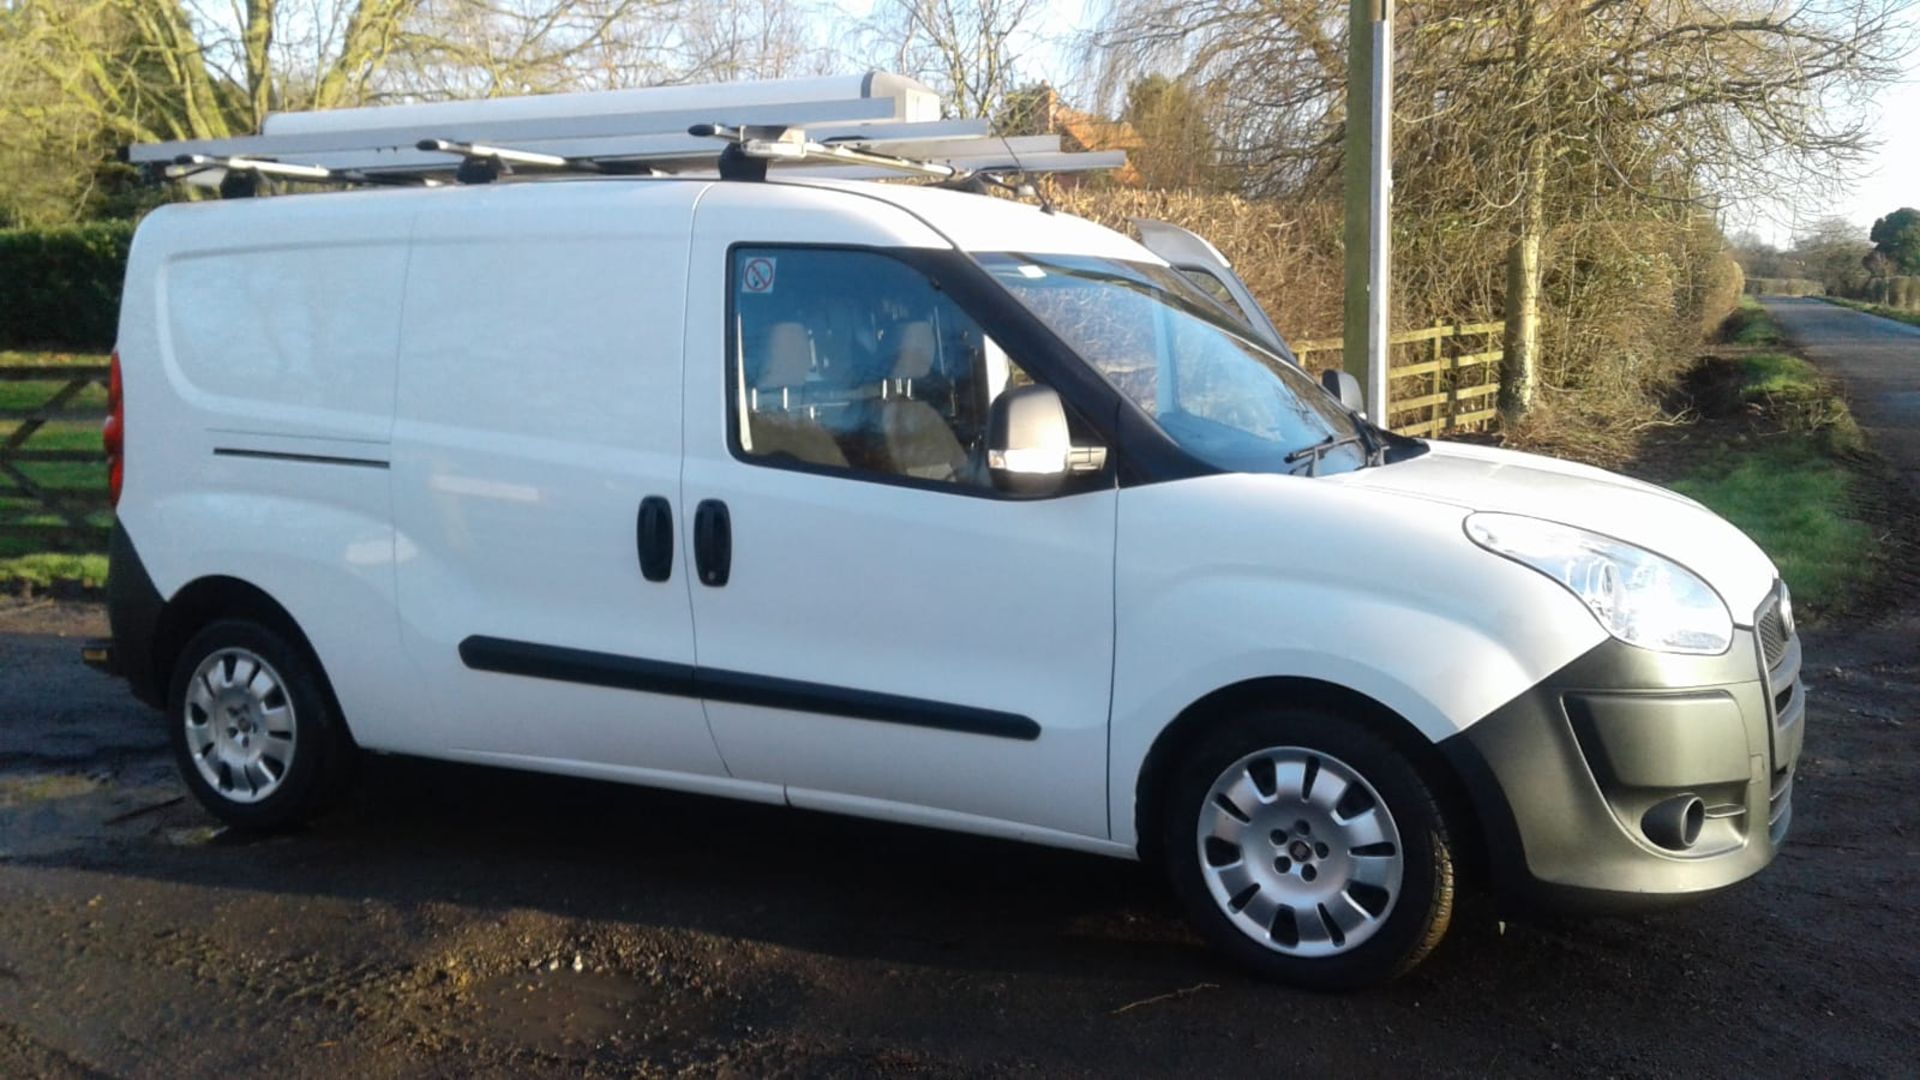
[457,635,1040,741]
[697,667,1040,740]
[459,636,696,697]
[214,447,390,469]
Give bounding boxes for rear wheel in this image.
[1162,707,1455,989]
[168,619,354,830]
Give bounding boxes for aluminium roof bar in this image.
[690,122,966,181]
[168,153,434,188]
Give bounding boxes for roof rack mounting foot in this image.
[219,171,260,199]
[456,158,502,185]
[718,143,768,182]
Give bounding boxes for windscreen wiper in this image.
[1354,420,1388,467]
[1285,433,1367,476]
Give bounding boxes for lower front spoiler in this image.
[1439,630,1801,916]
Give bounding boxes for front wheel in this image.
[168,619,355,830]
[1162,708,1455,989]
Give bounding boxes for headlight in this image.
[1465,512,1732,655]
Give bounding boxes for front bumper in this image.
[1442,587,1804,913]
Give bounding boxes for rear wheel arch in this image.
[150,577,355,746]
[1134,677,1484,882]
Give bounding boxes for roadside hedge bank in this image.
[0,222,134,350]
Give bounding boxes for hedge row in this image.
[1745,277,1826,298]
[1854,276,1920,312]
[0,222,134,350]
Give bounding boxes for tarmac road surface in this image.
[1762,296,1920,484]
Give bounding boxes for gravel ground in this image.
[1,300,1915,1077]
[2,608,1916,1079]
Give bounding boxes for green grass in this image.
[1725,296,1785,346]
[1671,441,1873,611]
[0,350,109,367]
[1,351,113,565]
[1671,300,1877,613]
[1740,352,1819,395]
[2,348,111,496]
[1820,296,1920,329]
[0,552,107,590]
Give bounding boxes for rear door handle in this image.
[693,499,731,587]
[636,496,673,582]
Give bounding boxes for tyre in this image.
[167,618,355,830]
[1162,706,1455,989]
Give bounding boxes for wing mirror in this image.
[1321,369,1366,417]
[987,385,1106,495]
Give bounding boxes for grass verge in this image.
[1669,441,1873,611]
[1819,296,1920,329]
[0,553,107,592]
[1662,302,1877,615]
[1724,295,1786,346]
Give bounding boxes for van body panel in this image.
[116,198,425,748]
[792,179,1155,260]
[139,196,415,447]
[1329,440,1779,617]
[1106,472,1610,847]
[387,181,728,772]
[680,183,1119,840]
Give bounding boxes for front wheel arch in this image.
[1134,677,1484,884]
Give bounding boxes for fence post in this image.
[1443,328,1459,432]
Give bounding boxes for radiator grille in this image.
[1757,592,1789,670]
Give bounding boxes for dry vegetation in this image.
[1054,182,1748,464]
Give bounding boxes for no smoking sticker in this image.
[741,256,777,294]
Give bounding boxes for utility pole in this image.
[1342,0,1394,421]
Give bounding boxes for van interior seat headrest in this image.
[758,322,814,391]
[889,322,937,381]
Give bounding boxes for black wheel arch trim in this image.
[105,520,167,707]
[459,634,1042,741]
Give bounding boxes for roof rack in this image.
[125,72,1124,195]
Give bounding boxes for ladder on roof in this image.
[123,72,1125,195]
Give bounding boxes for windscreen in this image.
[977,253,1370,476]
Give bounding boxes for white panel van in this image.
[91,175,1804,987]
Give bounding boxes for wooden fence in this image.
[0,364,112,550]
[1291,321,1505,438]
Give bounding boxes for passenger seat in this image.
[876,322,969,481]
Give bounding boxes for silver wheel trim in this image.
[1196,746,1405,958]
[183,648,297,805]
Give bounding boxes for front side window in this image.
[979,253,1370,476]
[730,247,1026,489]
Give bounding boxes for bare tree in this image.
[1090,0,1909,418]
[864,0,1043,119]
[0,0,664,146]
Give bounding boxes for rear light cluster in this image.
[103,349,124,507]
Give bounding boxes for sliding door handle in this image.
[636,496,673,582]
[693,499,731,587]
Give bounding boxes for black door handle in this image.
[693,499,731,587]
[636,496,673,582]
